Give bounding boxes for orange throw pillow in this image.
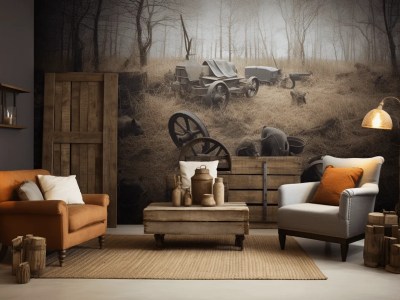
[311,165,363,206]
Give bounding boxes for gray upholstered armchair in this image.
[277,155,384,261]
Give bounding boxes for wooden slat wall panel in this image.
[87,82,98,193]
[60,82,71,176]
[79,82,89,194]
[70,82,81,179]
[53,82,62,175]
[43,73,118,227]
[102,73,118,228]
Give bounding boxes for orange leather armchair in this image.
[0,169,109,266]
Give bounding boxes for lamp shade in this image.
[361,108,393,130]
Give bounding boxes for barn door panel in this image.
[42,73,118,227]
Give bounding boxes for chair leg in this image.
[98,235,105,249]
[278,230,286,250]
[340,242,349,262]
[58,250,66,267]
[0,244,8,261]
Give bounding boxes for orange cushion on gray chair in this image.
[311,165,363,206]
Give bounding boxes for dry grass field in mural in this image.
[117,58,400,222]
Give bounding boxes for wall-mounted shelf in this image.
[0,124,26,129]
[0,83,29,94]
[0,83,29,129]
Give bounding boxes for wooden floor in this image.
[0,225,399,300]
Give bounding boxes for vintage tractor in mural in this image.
[172,59,260,109]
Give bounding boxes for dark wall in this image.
[0,0,34,170]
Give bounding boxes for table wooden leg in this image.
[235,235,245,250]
[154,234,165,247]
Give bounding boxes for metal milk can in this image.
[191,165,213,205]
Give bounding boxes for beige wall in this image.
[0,0,34,170]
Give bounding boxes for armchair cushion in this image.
[278,203,346,238]
[17,181,44,201]
[37,175,84,205]
[68,204,107,232]
[311,165,363,206]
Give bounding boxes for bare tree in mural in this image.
[123,0,178,67]
[218,0,223,59]
[277,0,293,62]
[292,0,323,65]
[383,0,399,76]
[93,0,103,70]
[330,0,354,62]
[69,0,92,71]
[180,14,192,60]
[226,1,237,62]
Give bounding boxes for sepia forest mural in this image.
[34,0,400,224]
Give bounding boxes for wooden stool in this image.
[12,235,46,278]
[385,244,400,274]
[364,225,384,267]
[24,236,46,277]
[16,262,30,284]
[365,212,400,273]
[12,236,24,275]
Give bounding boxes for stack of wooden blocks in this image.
[12,234,46,284]
[363,212,400,273]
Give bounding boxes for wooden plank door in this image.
[42,73,118,227]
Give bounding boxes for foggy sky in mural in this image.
[35,0,398,72]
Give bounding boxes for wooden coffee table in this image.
[143,202,249,250]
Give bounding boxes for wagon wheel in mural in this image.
[245,77,260,98]
[204,81,230,109]
[168,111,210,148]
[178,137,232,171]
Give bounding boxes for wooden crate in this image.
[218,156,302,228]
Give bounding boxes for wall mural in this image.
[34,0,400,224]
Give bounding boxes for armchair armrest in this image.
[339,183,379,221]
[0,200,67,215]
[82,194,109,207]
[278,182,320,207]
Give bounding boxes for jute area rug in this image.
[41,234,327,280]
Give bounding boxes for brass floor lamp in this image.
[361,96,400,215]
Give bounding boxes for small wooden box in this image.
[219,156,302,228]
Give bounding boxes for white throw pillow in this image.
[179,160,219,190]
[17,181,44,201]
[37,175,84,204]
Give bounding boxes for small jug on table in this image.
[172,175,182,206]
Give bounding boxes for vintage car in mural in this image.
[245,65,311,89]
[172,59,259,109]
[245,66,282,85]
